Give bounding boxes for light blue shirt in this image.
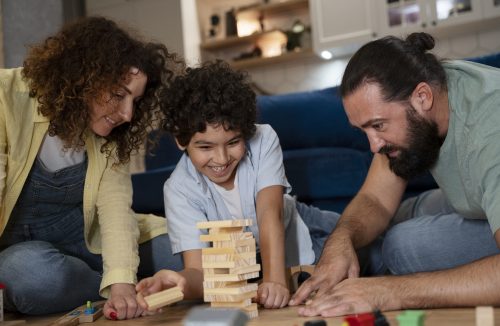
[164,124,315,266]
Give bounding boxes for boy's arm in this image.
[179,249,204,299]
[256,185,287,288]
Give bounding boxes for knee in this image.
[381,223,428,275]
[0,241,70,314]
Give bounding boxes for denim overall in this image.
[0,154,183,315]
[0,156,103,313]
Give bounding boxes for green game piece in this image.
[396,310,425,326]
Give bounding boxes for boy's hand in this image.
[135,270,187,313]
[104,283,143,320]
[256,281,290,309]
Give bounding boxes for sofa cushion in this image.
[257,87,369,151]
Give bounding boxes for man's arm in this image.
[290,154,407,305]
[299,251,500,317]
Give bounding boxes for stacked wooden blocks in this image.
[197,219,261,318]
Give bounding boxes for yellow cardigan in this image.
[0,68,167,297]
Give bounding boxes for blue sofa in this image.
[132,52,500,216]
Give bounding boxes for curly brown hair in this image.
[22,16,184,164]
[161,60,256,147]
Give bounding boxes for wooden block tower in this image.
[197,219,260,318]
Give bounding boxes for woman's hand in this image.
[104,283,143,320]
[136,270,187,313]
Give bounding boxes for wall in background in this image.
[247,25,500,94]
[1,0,83,68]
[0,1,3,68]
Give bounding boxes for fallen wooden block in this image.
[476,306,494,326]
[144,286,184,310]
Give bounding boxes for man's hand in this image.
[289,233,359,307]
[104,283,143,320]
[298,276,401,317]
[256,281,290,309]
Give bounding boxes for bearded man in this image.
[289,32,500,316]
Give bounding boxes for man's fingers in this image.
[289,277,319,305]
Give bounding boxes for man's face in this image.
[344,82,444,180]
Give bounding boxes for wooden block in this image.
[144,286,184,310]
[287,264,315,293]
[209,226,245,234]
[204,271,260,282]
[203,264,261,276]
[202,256,256,269]
[203,283,258,296]
[203,280,248,289]
[78,304,103,323]
[242,303,259,319]
[476,306,494,326]
[211,298,252,308]
[196,219,252,229]
[202,251,256,263]
[202,244,256,255]
[213,238,256,248]
[204,290,257,302]
[199,231,253,243]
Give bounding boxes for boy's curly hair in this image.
[22,16,184,164]
[161,60,257,146]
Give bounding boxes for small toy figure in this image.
[396,310,425,326]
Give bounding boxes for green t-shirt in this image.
[431,60,500,233]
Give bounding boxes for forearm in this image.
[387,254,500,309]
[332,192,393,249]
[179,268,204,300]
[259,217,287,285]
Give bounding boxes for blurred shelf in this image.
[237,0,309,16]
[230,48,315,69]
[200,29,281,50]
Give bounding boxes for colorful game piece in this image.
[373,309,390,326]
[84,301,95,315]
[49,301,104,326]
[0,282,5,322]
[396,310,425,326]
[344,312,375,326]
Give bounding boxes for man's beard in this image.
[379,106,445,180]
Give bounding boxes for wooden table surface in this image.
[5,302,498,326]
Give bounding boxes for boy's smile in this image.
[178,123,246,190]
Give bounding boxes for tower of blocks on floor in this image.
[197,219,261,318]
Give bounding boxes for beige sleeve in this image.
[95,159,140,298]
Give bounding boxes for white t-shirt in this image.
[38,134,85,172]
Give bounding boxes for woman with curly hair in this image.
[135,61,340,310]
[0,16,183,319]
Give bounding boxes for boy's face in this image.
[177,123,246,190]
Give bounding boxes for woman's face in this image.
[88,67,147,137]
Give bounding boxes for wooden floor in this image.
[5,302,498,325]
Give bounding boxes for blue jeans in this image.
[0,157,182,315]
[378,189,499,274]
[296,201,340,264]
[0,233,182,315]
